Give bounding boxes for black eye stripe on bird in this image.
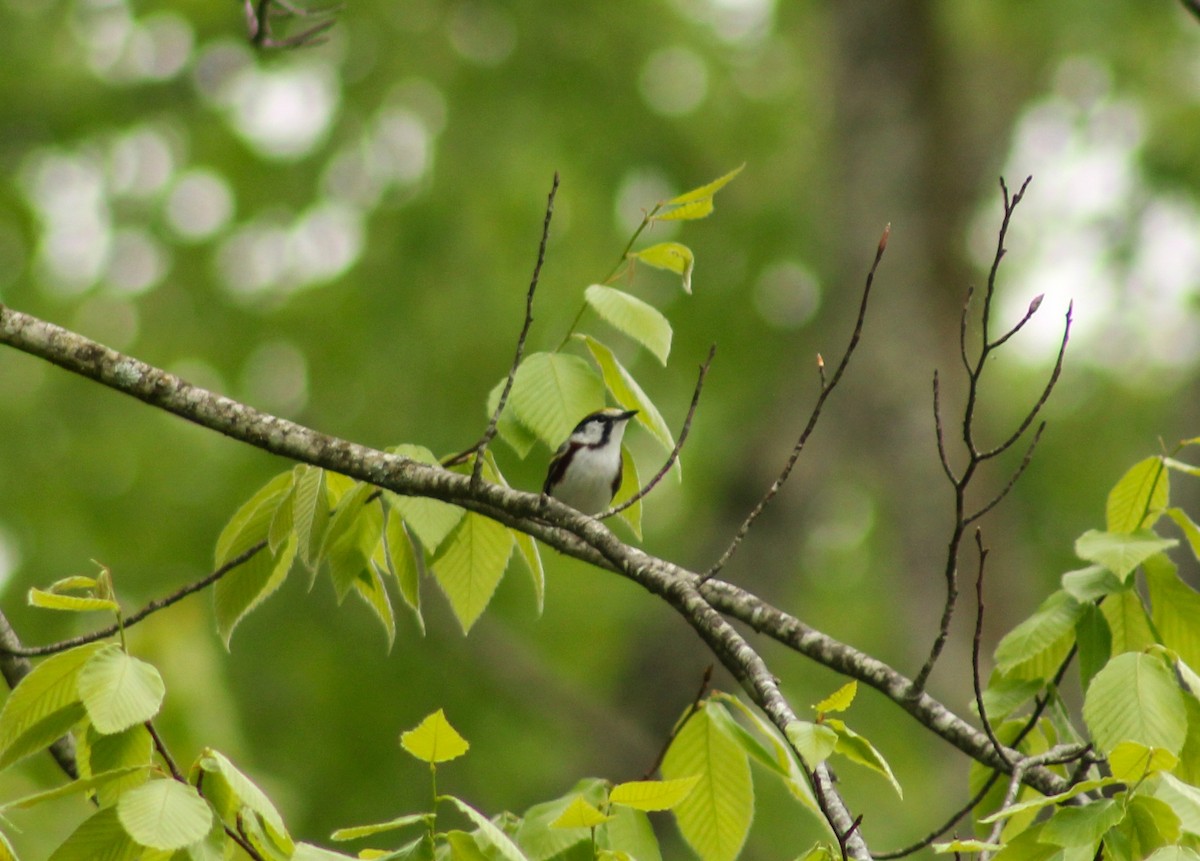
[543,408,638,515]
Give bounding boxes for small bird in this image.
[543,408,638,514]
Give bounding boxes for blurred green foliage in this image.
[2,0,1200,857]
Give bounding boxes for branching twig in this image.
[970,530,1010,768]
[244,0,339,48]
[601,344,716,519]
[704,224,890,581]
[641,665,713,779]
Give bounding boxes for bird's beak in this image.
[617,409,639,421]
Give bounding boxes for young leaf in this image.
[401,709,469,764]
[292,465,331,573]
[83,723,153,806]
[387,445,465,552]
[824,718,903,797]
[601,806,663,861]
[1061,565,1124,602]
[583,285,672,365]
[2,764,149,810]
[116,778,212,851]
[576,335,675,458]
[486,378,540,460]
[1107,456,1168,533]
[214,471,294,567]
[331,813,431,841]
[784,721,837,767]
[28,575,120,614]
[1082,652,1187,756]
[1040,800,1125,849]
[1108,741,1178,783]
[439,795,529,861]
[351,565,396,650]
[712,693,818,813]
[994,590,1084,676]
[815,681,857,714]
[612,446,643,540]
[44,806,138,861]
[660,701,753,861]
[1075,603,1112,692]
[376,510,424,634]
[976,673,1044,722]
[550,795,611,828]
[1166,507,1200,563]
[1075,529,1178,582]
[0,642,105,770]
[1145,555,1200,671]
[655,165,744,220]
[77,645,165,734]
[431,513,514,634]
[511,530,544,616]
[214,533,297,648]
[193,748,292,855]
[629,243,694,294]
[508,352,606,448]
[610,777,699,812]
[1100,588,1157,656]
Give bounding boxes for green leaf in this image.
[976,673,1044,721]
[1107,456,1168,533]
[610,777,699,812]
[1061,565,1125,602]
[583,285,672,365]
[1166,507,1200,563]
[214,471,293,567]
[439,795,529,861]
[387,445,465,553]
[82,723,153,806]
[815,681,857,714]
[629,243,694,293]
[783,721,837,767]
[47,806,138,861]
[656,165,744,220]
[1075,529,1178,582]
[711,693,817,813]
[824,718,903,797]
[576,335,675,458]
[1108,741,1178,782]
[351,564,396,649]
[1040,799,1125,848]
[1125,795,1181,854]
[1076,603,1113,691]
[2,765,149,810]
[193,748,291,856]
[431,513,514,634]
[979,778,1121,823]
[994,590,1084,676]
[77,646,165,734]
[0,642,105,770]
[1148,772,1200,837]
[324,480,380,600]
[1100,588,1157,656]
[1082,652,1187,756]
[601,806,662,861]
[331,813,430,841]
[27,576,119,614]
[214,533,296,648]
[486,379,540,459]
[1145,848,1200,861]
[514,781,604,861]
[612,444,643,540]
[508,352,606,448]
[116,779,212,851]
[661,701,753,861]
[292,844,363,861]
[511,529,544,616]
[933,839,1003,854]
[550,796,611,828]
[292,465,331,573]
[401,709,469,763]
[1146,555,1200,671]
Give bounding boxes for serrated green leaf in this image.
[214,471,294,567]
[77,646,164,734]
[193,748,291,855]
[1040,799,1125,848]
[116,779,212,851]
[815,681,857,714]
[0,642,105,770]
[583,285,672,365]
[1083,652,1187,756]
[351,564,396,649]
[1100,588,1157,655]
[401,709,469,763]
[331,813,430,841]
[661,701,753,861]
[387,445,465,552]
[439,795,529,861]
[979,778,1120,823]
[27,588,119,613]
[214,533,296,648]
[323,481,379,599]
[292,465,331,573]
[486,378,540,459]
[507,352,606,448]
[377,511,424,634]
[3,764,149,810]
[629,243,694,293]
[1107,457,1168,533]
[47,806,138,861]
[1146,555,1200,671]
[550,796,611,828]
[576,335,675,459]
[511,530,544,616]
[784,720,838,767]
[431,513,513,633]
[994,590,1084,676]
[610,777,699,812]
[824,718,902,797]
[1075,529,1178,582]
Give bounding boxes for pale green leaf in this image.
[375,510,423,634]
[784,721,837,767]
[292,465,331,572]
[994,590,1084,675]
[0,830,15,861]
[267,480,296,554]
[83,723,153,806]
[193,748,291,855]
[331,814,430,841]
[292,844,364,861]
[1100,588,1157,656]
[486,378,540,459]
[0,642,105,770]
[602,807,662,861]
[508,352,606,448]
[1148,772,1200,837]
[1126,794,1181,850]
[2,765,149,810]
[1166,507,1200,563]
[327,487,383,601]
[658,165,744,213]
[513,780,604,861]
[116,779,212,851]
[1107,456,1168,533]
[1108,741,1178,782]
[511,530,544,616]
[932,839,1003,854]
[549,795,610,828]
[979,778,1120,823]
[431,513,513,634]
[1061,565,1124,602]
[214,533,296,648]
[629,243,694,293]
[1040,799,1125,848]
[712,692,818,813]
[27,589,118,614]
[351,564,396,649]
[387,445,465,552]
[612,444,643,540]
[824,718,903,797]
[47,806,138,861]
[660,701,753,861]
[1145,848,1200,861]
[610,777,699,812]
[401,709,469,763]
[1083,652,1187,755]
[577,334,675,457]
[1075,529,1178,582]
[1146,555,1200,671]
[815,681,857,714]
[976,673,1044,722]
[439,795,529,861]
[77,646,164,734]
[583,285,672,365]
[1076,603,1112,691]
[214,471,293,567]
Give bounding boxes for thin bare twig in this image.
[0,541,267,658]
[601,344,716,520]
[971,530,1010,768]
[444,173,559,474]
[704,224,890,580]
[244,0,340,49]
[966,424,1045,526]
[641,665,713,779]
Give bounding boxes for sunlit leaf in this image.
[629,243,695,294]
[214,533,297,648]
[583,285,672,365]
[401,709,469,764]
[655,165,744,220]
[439,795,529,861]
[824,718,903,797]
[331,813,430,841]
[350,564,396,649]
[549,795,610,828]
[45,806,137,861]
[815,681,857,714]
[612,445,643,540]
[1145,554,1200,671]
[292,465,331,573]
[77,645,165,734]
[1075,529,1177,582]
[1100,588,1156,655]
[214,471,294,567]
[1108,741,1178,783]
[193,748,292,856]
[1082,652,1187,756]
[507,352,606,448]
[994,590,1084,676]
[1107,456,1168,533]
[27,588,118,614]
[387,445,465,553]
[1040,799,1124,848]
[486,378,540,460]
[430,512,514,633]
[116,779,212,851]
[783,721,837,767]
[610,777,699,811]
[576,335,675,458]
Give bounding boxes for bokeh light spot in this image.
[639,46,708,116]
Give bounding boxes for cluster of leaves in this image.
[958,441,1200,858]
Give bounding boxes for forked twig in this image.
[601,344,716,519]
[703,225,890,581]
[444,173,560,474]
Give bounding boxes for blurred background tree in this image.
[1,0,1199,856]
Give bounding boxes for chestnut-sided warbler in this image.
[542,408,638,514]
